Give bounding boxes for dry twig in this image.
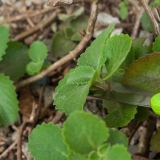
[139,0,160,35]
[16,2,98,88]
[0,8,55,25]
[12,9,60,41]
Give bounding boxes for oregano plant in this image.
[27,22,160,159]
[1,10,160,158]
[28,111,131,160]
[0,26,49,126]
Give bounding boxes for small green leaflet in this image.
[51,31,76,58]
[103,100,137,127]
[67,66,96,85]
[0,26,10,61]
[0,74,19,126]
[152,35,160,52]
[106,144,131,160]
[63,111,109,154]
[78,24,115,69]
[102,34,132,80]
[54,66,96,114]
[26,41,48,75]
[0,41,29,80]
[28,123,69,160]
[26,60,44,75]
[29,41,47,61]
[107,129,128,148]
[54,84,90,114]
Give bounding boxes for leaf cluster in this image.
[0,26,49,125]
[28,111,131,160]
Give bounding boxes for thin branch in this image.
[12,9,60,41]
[0,140,17,159]
[0,8,55,25]
[47,0,97,7]
[16,2,98,88]
[139,0,160,35]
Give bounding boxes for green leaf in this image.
[54,84,90,114]
[29,41,47,61]
[135,106,149,121]
[103,34,132,80]
[63,111,109,154]
[130,38,150,59]
[135,45,152,58]
[150,0,160,7]
[88,151,100,160]
[69,152,87,160]
[51,31,76,58]
[103,101,137,127]
[78,24,115,69]
[0,26,10,61]
[119,2,128,20]
[28,123,69,160]
[26,60,43,75]
[0,74,18,126]
[107,144,131,160]
[55,69,74,94]
[58,7,84,22]
[70,15,88,32]
[150,127,160,152]
[107,129,128,147]
[67,66,96,85]
[152,35,160,52]
[0,41,30,80]
[97,143,111,157]
[64,27,75,39]
[141,12,153,32]
[122,53,160,94]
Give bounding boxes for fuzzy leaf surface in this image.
[63,111,108,154]
[0,41,29,80]
[28,123,69,160]
[67,66,96,85]
[0,74,18,125]
[102,34,132,79]
[29,41,47,61]
[54,84,90,114]
[150,127,160,152]
[78,24,115,69]
[107,129,128,147]
[152,35,160,52]
[107,144,131,160]
[69,152,87,160]
[103,101,137,127]
[0,26,10,61]
[55,70,74,94]
[122,53,160,94]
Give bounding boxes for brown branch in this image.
[12,9,60,41]
[47,0,97,6]
[0,140,17,159]
[130,0,143,39]
[136,116,156,157]
[17,103,38,160]
[139,0,160,35]
[0,8,55,25]
[16,2,98,89]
